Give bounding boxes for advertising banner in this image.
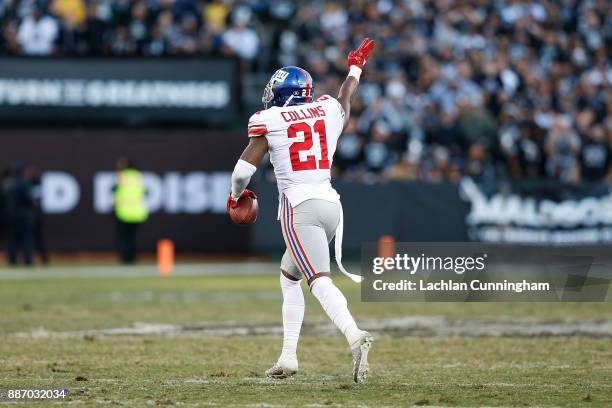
[0,58,238,124]
[0,128,248,252]
[460,178,612,245]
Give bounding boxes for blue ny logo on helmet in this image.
[262,66,314,109]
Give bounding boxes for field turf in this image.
[1,263,611,407]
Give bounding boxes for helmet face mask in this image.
[262,80,275,109]
[261,66,314,109]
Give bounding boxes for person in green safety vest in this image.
[113,157,148,264]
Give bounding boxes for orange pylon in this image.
[157,239,174,276]
[378,235,396,259]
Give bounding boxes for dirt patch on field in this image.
[14,317,612,339]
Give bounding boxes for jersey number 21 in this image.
[288,120,329,171]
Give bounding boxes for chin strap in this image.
[283,94,295,107]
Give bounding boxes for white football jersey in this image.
[248,95,345,207]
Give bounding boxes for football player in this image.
[227,38,376,383]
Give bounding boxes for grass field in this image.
[1,263,611,407]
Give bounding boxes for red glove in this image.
[227,189,257,212]
[347,37,376,70]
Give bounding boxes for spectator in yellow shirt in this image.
[52,0,86,27]
[204,0,229,33]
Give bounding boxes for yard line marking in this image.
[13,317,612,339]
[0,263,284,280]
[0,262,363,280]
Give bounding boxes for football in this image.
[229,195,259,225]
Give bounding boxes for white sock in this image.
[310,276,362,348]
[279,273,304,365]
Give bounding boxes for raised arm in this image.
[337,38,376,129]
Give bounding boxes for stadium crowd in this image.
[0,0,610,184]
